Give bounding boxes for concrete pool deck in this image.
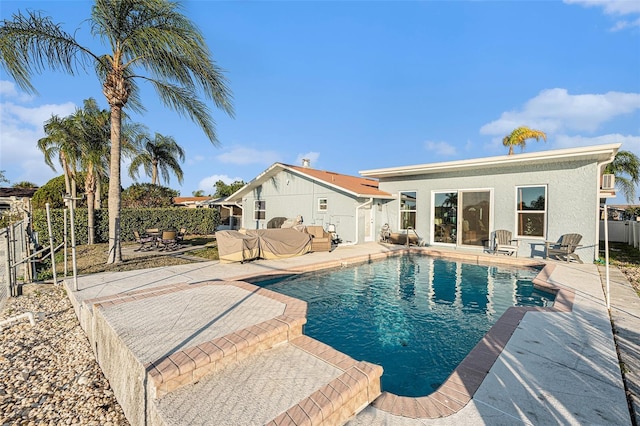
[64,242,635,425]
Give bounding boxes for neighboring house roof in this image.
[359,143,621,178]
[0,188,38,198]
[173,196,212,206]
[228,163,394,201]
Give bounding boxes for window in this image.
[318,198,328,211]
[399,191,417,230]
[254,200,266,220]
[516,186,546,237]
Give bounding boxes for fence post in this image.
[4,229,13,297]
[45,204,58,286]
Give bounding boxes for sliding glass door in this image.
[433,190,491,247]
[459,191,490,246]
[433,192,458,243]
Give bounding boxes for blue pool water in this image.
[256,255,555,397]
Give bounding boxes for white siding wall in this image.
[375,160,600,261]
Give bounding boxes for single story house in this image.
[173,196,212,208]
[226,143,619,262]
[360,143,620,262]
[226,162,395,244]
[0,187,38,215]
[202,196,243,231]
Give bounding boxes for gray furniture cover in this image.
[216,230,260,263]
[216,228,312,263]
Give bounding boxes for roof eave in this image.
[360,143,622,178]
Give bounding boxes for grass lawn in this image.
[603,241,640,295]
[40,235,218,277]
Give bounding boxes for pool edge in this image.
[230,248,573,420]
[371,262,575,419]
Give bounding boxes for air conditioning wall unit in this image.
[601,174,615,190]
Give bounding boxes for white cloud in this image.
[295,151,320,167]
[0,80,34,103]
[0,81,77,186]
[480,88,640,136]
[611,17,640,31]
[216,147,282,165]
[564,0,640,30]
[553,133,640,152]
[565,0,640,15]
[424,140,457,156]
[190,155,206,163]
[198,174,244,192]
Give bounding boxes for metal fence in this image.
[1,221,29,308]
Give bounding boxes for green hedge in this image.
[32,208,220,246]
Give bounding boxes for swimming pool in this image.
[256,255,555,397]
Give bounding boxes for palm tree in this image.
[76,98,111,244]
[604,150,640,204]
[503,126,547,155]
[129,132,185,186]
[37,114,82,204]
[1,0,234,263]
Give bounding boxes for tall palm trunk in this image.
[151,159,158,185]
[85,166,96,244]
[95,173,102,210]
[61,155,72,198]
[107,106,123,263]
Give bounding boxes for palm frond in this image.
[0,10,96,93]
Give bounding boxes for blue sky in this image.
[1,0,639,203]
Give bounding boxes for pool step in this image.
[145,314,305,398]
[85,280,382,425]
[152,335,383,425]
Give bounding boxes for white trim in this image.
[254,200,266,221]
[360,143,621,178]
[317,197,328,212]
[431,190,457,246]
[399,190,417,231]
[515,185,547,239]
[228,163,394,201]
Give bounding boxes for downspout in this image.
[353,198,373,245]
[596,154,616,254]
[235,202,244,229]
[597,152,617,311]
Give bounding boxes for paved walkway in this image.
[64,243,636,425]
[601,265,640,426]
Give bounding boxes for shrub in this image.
[32,207,219,245]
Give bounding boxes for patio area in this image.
[64,243,636,425]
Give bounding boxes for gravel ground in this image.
[0,284,129,425]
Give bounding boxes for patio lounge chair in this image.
[545,233,583,263]
[494,229,519,256]
[177,227,186,243]
[306,225,332,252]
[159,230,181,251]
[133,230,155,251]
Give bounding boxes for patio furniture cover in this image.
[245,228,312,260]
[216,230,260,263]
